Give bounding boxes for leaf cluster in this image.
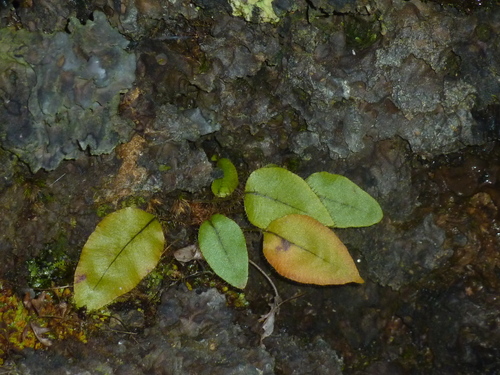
[72,160,382,313]
[199,164,383,288]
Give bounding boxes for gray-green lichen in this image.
[0,11,136,172]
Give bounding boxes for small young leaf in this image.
[74,207,164,311]
[244,167,334,229]
[306,172,383,228]
[263,214,364,285]
[198,214,248,289]
[211,158,239,197]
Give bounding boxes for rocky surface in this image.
[11,286,343,375]
[0,0,499,374]
[0,11,136,172]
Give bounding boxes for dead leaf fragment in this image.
[30,322,52,346]
[173,244,203,263]
[259,295,281,346]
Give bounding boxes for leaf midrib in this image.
[207,218,238,270]
[245,191,312,215]
[92,216,156,290]
[265,230,332,265]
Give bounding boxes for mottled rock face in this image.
[2,1,500,374]
[0,11,136,172]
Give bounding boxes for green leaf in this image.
[74,207,164,311]
[244,167,334,229]
[211,158,239,198]
[263,214,364,285]
[306,172,383,228]
[198,214,248,289]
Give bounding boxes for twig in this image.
[248,259,282,345]
[49,173,66,187]
[248,259,280,301]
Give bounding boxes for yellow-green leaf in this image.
[306,172,383,228]
[74,207,164,311]
[198,214,248,289]
[244,167,334,229]
[263,214,364,285]
[211,158,239,198]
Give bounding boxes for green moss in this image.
[285,156,302,172]
[143,261,176,302]
[0,279,101,365]
[198,55,212,74]
[120,196,147,209]
[96,203,113,217]
[16,174,54,203]
[228,290,250,309]
[344,16,381,50]
[442,51,461,78]
[158,164,171,172]
[26,235,73,289]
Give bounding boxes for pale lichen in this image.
[0,11,136,172]
[229,0,280,24]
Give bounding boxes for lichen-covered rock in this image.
[0,11,136,172]
[177,0,497,164]
[152,104,220,142]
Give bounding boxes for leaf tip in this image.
[352,274,365,284]
[234,280,248,289]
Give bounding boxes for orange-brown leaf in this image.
[263,214,364,285]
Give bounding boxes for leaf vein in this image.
[245,191,310,215]
[266,230,332,265]
[207,219,238,269]
[318,195,359,210]
[92,216,157,291]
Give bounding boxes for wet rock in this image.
[148,286,273,374]
[365,214,452,289]
[365,137,416,221]
[400,280,500,374]
[372,3,479,155]
[2,1,500,374]
[427,0,499,13]
[201,16,280,80]
[265,335,343,375]
[138,136,214,194]
[118,0,500,169]
[306,0,364,14]
[4,0,104,32]
[0,11,136,172]
[0,148,17,193]
[152,104,220,142]
[13,286,346,375]
[115,0,202,41]
[271,1,483,160]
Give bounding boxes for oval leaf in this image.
[263,214,364,285]
[198,214,248,289]
[306,172,383,228]
[211,158,239,198]
[244,167,334,229]
[74,207,164,311]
